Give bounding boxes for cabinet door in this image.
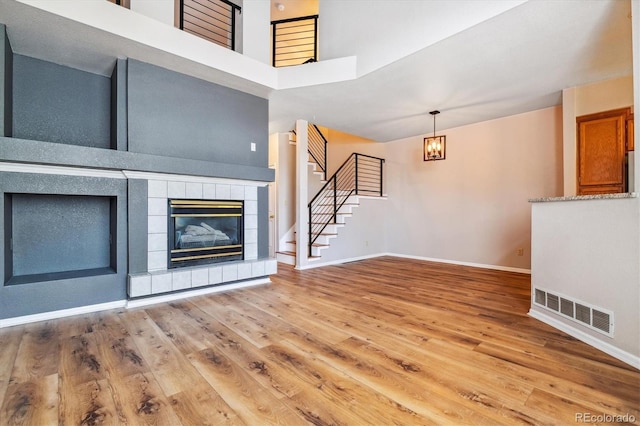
[577,109,628,195]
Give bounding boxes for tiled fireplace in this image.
[168,199,244,268]
[127,172,276,299]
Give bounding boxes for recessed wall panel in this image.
[10,194,112,278]
[12,54,111,148]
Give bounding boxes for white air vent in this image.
[547,293,559,311]
[592,310,611,334]
[533,287,614,337]
[560,298,574,317]
[575,303,590,325]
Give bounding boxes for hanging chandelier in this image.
[423,110,446,161]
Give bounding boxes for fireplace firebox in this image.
[168,199,243,268]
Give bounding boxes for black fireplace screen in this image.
[168,199,243,268]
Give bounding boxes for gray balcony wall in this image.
[12,54,112,149]
[127,59,268,168]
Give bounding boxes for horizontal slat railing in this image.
[290,124,328,180]
[308,153,384,256]
[307,124,328,180]
[272,15,318,67]
[180,0,241,51]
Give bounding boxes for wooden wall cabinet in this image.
[577,108,631,195]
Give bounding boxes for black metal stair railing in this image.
[291,123,328,181]
[271,15,318,67]
[308,153,385,257]
[308,124,328,180]
[180,0,241,51]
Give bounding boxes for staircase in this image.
[306,189,359,258]
[308,153,384,257]
[277,124,385,264]
[278,195,358,261]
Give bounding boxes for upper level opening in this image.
[107,0,243,52]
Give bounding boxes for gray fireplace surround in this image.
[0,24,276,322]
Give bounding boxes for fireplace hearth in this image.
[168,199,243,268]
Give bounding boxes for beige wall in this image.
[322,127,378,176]
[562,75,634,196]
[307,106,562,270]
[270,0,318,22]
[383,106,563,270]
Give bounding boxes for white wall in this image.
[307,163,325,203]
[294,120,310,268]
[242,0,270,64]
[530,197,640,366]
[130,0,174,26]
[562,76,634,196]
[270,133,295,250]
[318,0,525,77]
[308,196,388,265]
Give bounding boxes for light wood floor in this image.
[1,257,638,425]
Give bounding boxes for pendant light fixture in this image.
[423,110,446,161]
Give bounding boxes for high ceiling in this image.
[269,0,633,141]
[0,0,633,143]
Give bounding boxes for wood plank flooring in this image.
[1,256,638,425]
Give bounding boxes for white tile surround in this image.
[126,172,277,298]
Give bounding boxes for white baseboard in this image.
[528,309,640,369]
[295,252,531,274]
[276,252,295,265]
[357,195,388,200]
[0,279,271,328]
[0,300,127,328]
[387,253,531,274]
[295,253,385,270]
[126,278,271,309]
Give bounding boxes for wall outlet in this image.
[250,142,256,152]
[517,247,524,256]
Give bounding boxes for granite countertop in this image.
[529,192,639,203]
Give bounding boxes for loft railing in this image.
[180,0,241,51]
[308,153,385,257]
[308,124,328,180]
[271,15,318,67]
